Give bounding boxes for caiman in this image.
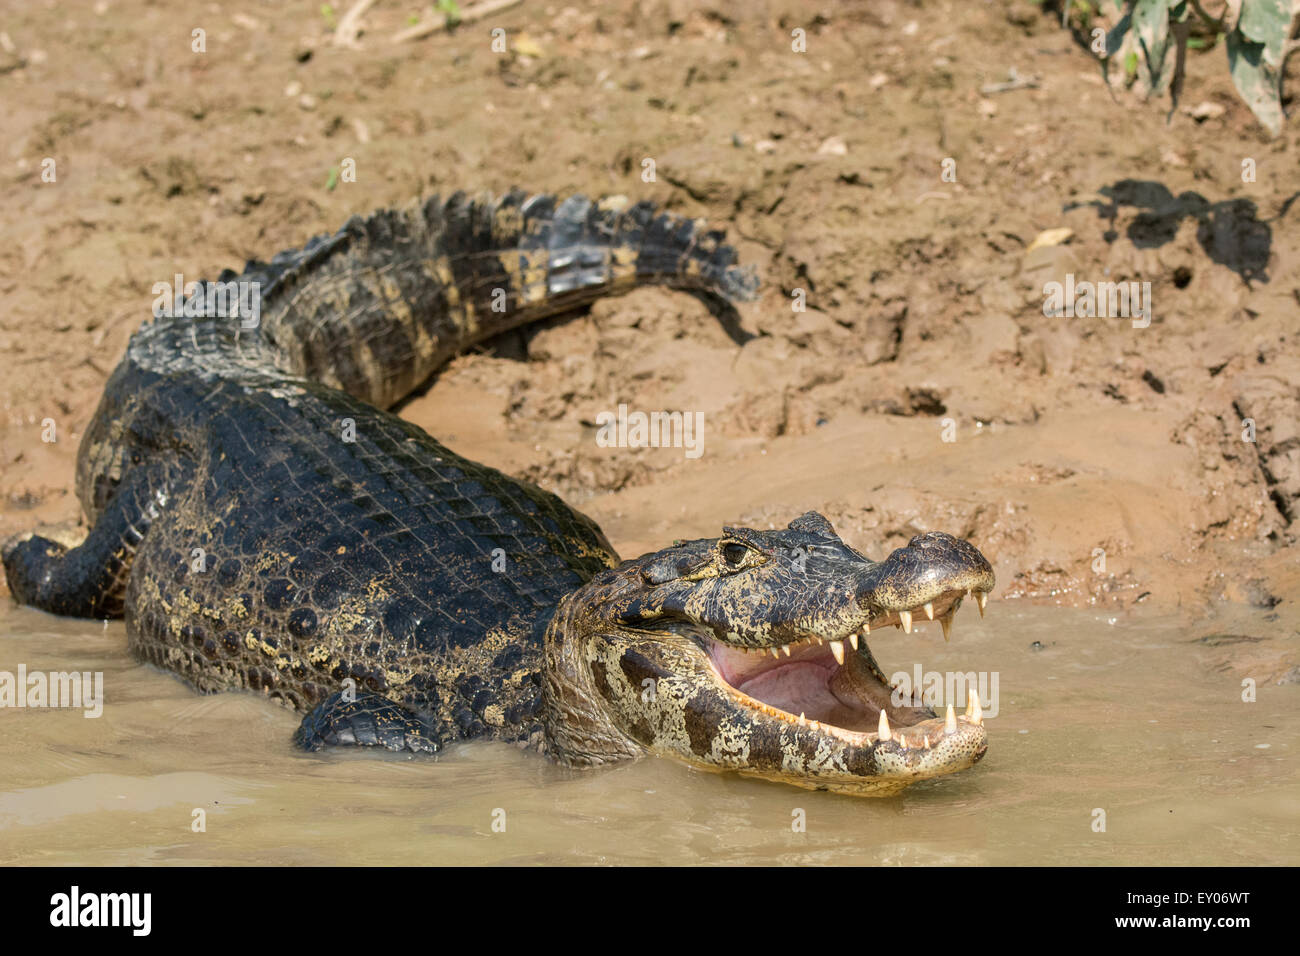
[3,190,995,796]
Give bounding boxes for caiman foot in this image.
[294,690,442,754]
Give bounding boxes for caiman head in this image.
[541,511,995,796]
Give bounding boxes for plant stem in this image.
[1188,0,1226,33]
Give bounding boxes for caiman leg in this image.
[2,463,178,619]
[294,690,444,754]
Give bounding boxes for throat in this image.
[707,635,933,732]
[734,661,869,729]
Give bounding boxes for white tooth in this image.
[781,644,791,656]
[816,637,824,645]
[940,614,953,642]
[923,601,934,620]
[798,712,807,725]
[829,640,845,665]
[944,704,956,734]
[863,618,870,634]
[848,633,859,651]
[810,720,820,731]
[923,737,931,749]
[770,647,781,658]
[878,710,890,742]
[976,592,987,617]
[968,688,983,725]
[898,609,912,634]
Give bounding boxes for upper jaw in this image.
[715,583,989,664]
[707,530,995,654]
[862,531,995,617]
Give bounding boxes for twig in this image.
[334,0,378,49]
[980,67,1041,95]
[393,0,525,43]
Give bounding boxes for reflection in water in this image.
[0,603,1295,865]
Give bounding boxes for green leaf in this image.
[1087,0,1291,136]
[1132,0,1174,93]
[1104,6,1134,58]
[1237,0,1289,66]
[437,0,462,27]
[1226,28,1283,135]
[325,167,339,191]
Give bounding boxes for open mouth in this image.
[703,588,988,751]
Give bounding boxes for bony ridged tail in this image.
[228,189,758,409]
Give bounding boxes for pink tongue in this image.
[737,663,840,719]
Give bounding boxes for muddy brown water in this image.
[1,601,1295,865]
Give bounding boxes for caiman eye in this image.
[721,543,749,566]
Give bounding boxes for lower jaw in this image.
[668,711,989,796]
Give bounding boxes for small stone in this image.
[1184,100,1226,122]
[816,135,847,156]
[1160,147,1188,167]
[298,94,317,111]
[1026,227,1074,252]
[514,34,544,58]
[754,139,777,155]
[284,80,303,97]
